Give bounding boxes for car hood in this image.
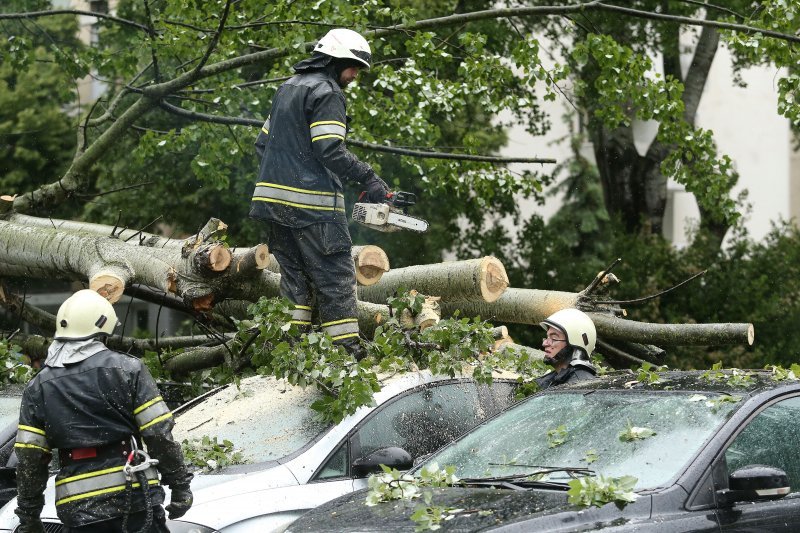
[288,486,651,532]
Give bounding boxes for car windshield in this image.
[172,375,330,465]
[425,390,740,489]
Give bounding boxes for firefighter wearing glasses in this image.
[249,28,391,360]
[14,290,193,532]
[536,308,598,389]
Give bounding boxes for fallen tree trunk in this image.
[0,218,268,311]
[439,288,579,324]
[9,215,389,287]
[358,256,509,304]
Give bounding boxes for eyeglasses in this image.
[543,335,566,345]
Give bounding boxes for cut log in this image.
[264,245,390,286]
[399,294,441,331]
[358,256,509,304]
[230,245,270,273]
[352,245,390,286]
[191,243,232,273]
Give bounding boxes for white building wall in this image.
[502,41,794,248]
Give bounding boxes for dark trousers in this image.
[63,506,169,532]
[267,222,360,345]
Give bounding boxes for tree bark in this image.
[358,256,509,304]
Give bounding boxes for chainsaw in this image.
[352,191,429,233]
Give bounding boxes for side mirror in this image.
[351,446,413,477]
[717,465,790,506]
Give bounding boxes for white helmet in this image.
[314,28,372,69]
[55,289,119,341]
[540,308,596,356]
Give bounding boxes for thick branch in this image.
[0,9,151,33]
[589,313,754,347]
[158,102,556,164]
[682,24,720,125]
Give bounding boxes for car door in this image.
[346,379,517,489]
[715,395,800,531]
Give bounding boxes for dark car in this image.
[288,370,800,532]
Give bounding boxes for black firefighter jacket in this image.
[249,63,377,228]
[14,348,192,528]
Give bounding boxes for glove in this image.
[165,485,193,519]
[362,175,391,203]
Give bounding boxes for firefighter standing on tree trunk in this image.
[14,290,193,533]
[249,28,392,361]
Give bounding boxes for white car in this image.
[0,371,518,532]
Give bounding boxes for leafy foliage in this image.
[700,362,755,388]
[567,474,638,509]
[365,463,470,531]
[618,421,657,442]
[180,435,245,472]
[0,338,34,385]
[236,297,379,424]
[546,424,568,448]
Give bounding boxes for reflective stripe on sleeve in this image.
[322,318,359,340]
[55,465,159,506]
[134,396,173,431]
[310,121,346,143]
[262,116,270,135]
[15,425,50,452]
[252,182,345,212]
[291,307,312,323]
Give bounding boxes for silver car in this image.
[0,371,518,532]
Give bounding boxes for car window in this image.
[172,375,331,465]
[351,381,516,464]
[725,395,800,492]
[316,443,348,480]
[425,390,740,489]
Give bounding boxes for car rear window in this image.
[172,375,330,464]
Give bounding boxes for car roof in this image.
[553,369,798,397]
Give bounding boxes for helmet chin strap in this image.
[545,345,576,367]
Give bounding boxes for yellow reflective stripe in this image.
[332,333,360,341]
[261,127,269,135]
[56,466,124,486]
[311,134,345,142]
[56,479,160,506]
[14,443,50,453]
[18,425,45,436]
[140,412,173,431]
[255,182,343,198]
[321,318,358,327]
[310,120,346,128]
[134,396,164,415]
[295,305,312,310]
[253,197,346,212]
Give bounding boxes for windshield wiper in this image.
[459,465,595,490]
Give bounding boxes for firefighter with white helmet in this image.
[14,290,193,532]
[250,28,390,360]
[535,308,598,389]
